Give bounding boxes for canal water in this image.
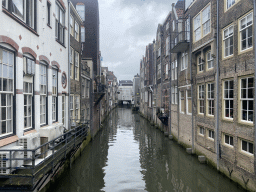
[50,108,244,192]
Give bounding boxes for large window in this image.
[240,77,253,122]
[55,2,65,44]
[52,68,58,122]
[76,4,85,21]
[2,0,36,30]
[0,48,14,135]
[24,81,33,129]
[207,83,214,116]
[40,64,47,125]
[193,4,211,41]
[75,51,79,80]
[223,26,234,57]
[198,85,204,114]
[240,12,253,51]
[224,80,234,119]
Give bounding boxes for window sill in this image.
[2,8,39,36]
[238,121,254,127]
[207,137,214,141]
[198,133,204,137]
[238,46,253,55]
[206,114,214,118]
[55,39,66,48]
[240,150,254,158]
[223,143,234,149]
[0,135,18,147]
[47,24,52,29]
[222,54,233,61]
[222,117,234,122]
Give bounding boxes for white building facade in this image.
[0,0,69,149]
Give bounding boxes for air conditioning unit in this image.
[0,146,24,174]
[19,133,41,159]
[55,123,63,138]
[39,125,57,141]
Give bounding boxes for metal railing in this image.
[0,123,89,190]
[171,31,190,49]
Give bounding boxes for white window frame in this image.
[23,80,33,130]
[75,51,79,80]
[0,48,14,136]
[70,95,74,123]
[239,12,253,52]
[55,2,65,44]
[224,134,234,147]
[75,95,80,122]
[208,129,214,140]
[181,52,188,71]
[70,47,74,78]
[62,95,66,126]
[70,15,74,36]
[198,56,204,72]
[52,68,58,122]
[202,5,211,36]
[75,21,79,41]
[207,83,214,116]
[206,51,213,69]
[223,26,234,58]
[223,80,234,119]
[227,0,236,10]
[240,77,254,123]
[193,14,201,41]
[198,84,204,114]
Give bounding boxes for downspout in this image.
[169,19,172,137]
[68,0,71,130]
[254,0,256,173]
[189,15,194,153]
[216,0,220,170]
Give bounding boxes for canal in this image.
[50,107,244,192]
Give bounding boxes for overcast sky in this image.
[99,0,176,81]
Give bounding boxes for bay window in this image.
[0,48,14,135]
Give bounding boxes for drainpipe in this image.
[169,20,172,136]
[216,0,220,170]
[68,0,71,130]
[189,15,194,153]
[254,0,256,173]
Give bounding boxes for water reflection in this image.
[51,108,244,192]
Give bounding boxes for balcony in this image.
[171,31,190,53]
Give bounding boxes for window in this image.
[193,4,211,41]
[2,0,36,30]
[55,2,65,44]
[224,134,234,146]
[227,0,236,9]
[157,63,161,79]
[208,130,214,139]
[23,56,35,76]
[166,36,170,56]
[171,61,177,80]
[172,20,175,31]
[199,127,204,135]
[70,95,74,123]
[198,56,204,72]
[240,77,254,122]
[81,27,85,42]
[186,90,192,115]
[165,64,168,79]
[223,26,234,57]
[40,64,47,125]
[171,86,178,104]
[75,96,80,122]
[70,47,74,78]
[24,81,33,129]
[75,51,79,80]
[158,48,161,58]
[185,18,190,41]
[194,14,201,41]
[70,15,74,36]
[198,85,204,114]
[180,91,185,113]
[0,48,14,135]
[202,5,211,36]
[241,140,253,154]
[86,79,90,98]
[240,12,253,51]
[62,95,65,126]
[181,52,188,71]
[207,83,214,116]
[75,21,79,41]
[52,68,58,122]
[47,2,51,26]
[82,78,86,98]
[224,80,234,119]
[76,4,85,21]
[207,51,213,69]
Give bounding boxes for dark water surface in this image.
[51,108,244,192]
